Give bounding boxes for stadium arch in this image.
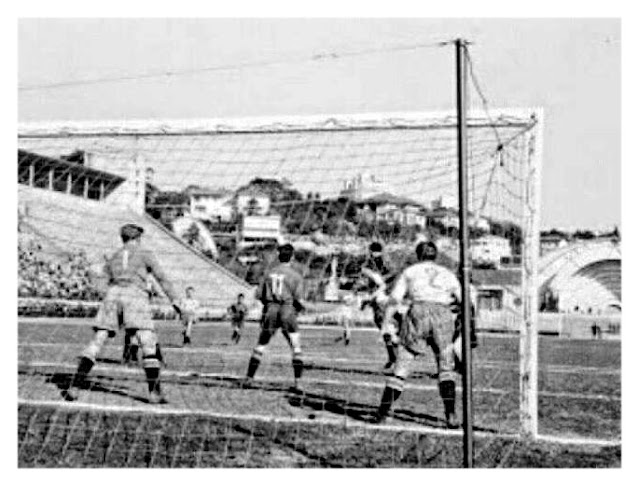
[538,241,621,314]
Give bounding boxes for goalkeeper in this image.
[61,223,182,405]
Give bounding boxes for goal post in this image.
[520,110,544,439]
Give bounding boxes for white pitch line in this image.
[18,318,382,333]
[18,341,621,376]
[17,398,621,448]
[19,360,621,402]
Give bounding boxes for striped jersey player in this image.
[358,242,398,368]
[243,244,305,391]
[374,241,462,428]
[61,223,182,405]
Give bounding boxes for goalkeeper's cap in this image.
[416,241,438,261]
[120,223,144,240]
[369,242,383,254]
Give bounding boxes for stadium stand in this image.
[18,184,253,310]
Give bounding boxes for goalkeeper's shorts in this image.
[94,285,154,335]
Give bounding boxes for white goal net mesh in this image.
[19,111,605,468]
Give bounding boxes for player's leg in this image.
[62,328,111,401]
[232,320,244,344]
[280,305,303,390]
[429,305,459,428]
[380,306,401,369]
[231,321,239,343]
[343,316,351,346]
[244,327,274,385]
[137,329,167,404]
[374,345,417,423]
[182,317,192,345]
[375,304,396,369]
[122,328,139,364]
[244,305,277,385]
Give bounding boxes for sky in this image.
[17,18,621,231]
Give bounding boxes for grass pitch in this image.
[18,318,621,467]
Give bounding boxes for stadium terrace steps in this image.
[18,185,253,309]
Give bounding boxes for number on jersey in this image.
[270,274,285,299]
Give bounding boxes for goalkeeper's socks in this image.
[130,345,139,362]
[70,356,95,388]
[246,356,261,379]
[292,354,304,380]
[145,367,161,394]
[377,383,403,418]
[439,380,456,416]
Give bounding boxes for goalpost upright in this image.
[520,110,544,439]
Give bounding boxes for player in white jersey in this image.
[373,241,462,428]
[181,286,200,346]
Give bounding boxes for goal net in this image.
[17,110,548,467]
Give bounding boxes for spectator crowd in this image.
[18,238,101,301]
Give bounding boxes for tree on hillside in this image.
[573,229,596,240]
[237,178,304,204]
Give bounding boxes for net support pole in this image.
[520,111,544,439]
[455,38,474,468]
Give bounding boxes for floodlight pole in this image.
[455,38,474,469]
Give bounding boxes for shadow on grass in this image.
[304,362,438,380]
[20,369,151,404]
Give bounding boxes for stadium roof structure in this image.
[18,149,125,185]
[18,149,125,200]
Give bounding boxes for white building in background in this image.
[471,235,512,268]
[339,173,393,201]
[431,194,457,210]
[237,215,284,248]
[365,193,427,229]
[187,187,235,222]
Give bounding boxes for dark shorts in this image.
[232,319,245,330]
[261,303,298,334]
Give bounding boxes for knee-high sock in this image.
[383,334,397,363]
[439,380,456,416]
[292,352,304,380]
[145,366,161,394]
[70,356,94,389]
[247,349,263,378]
[377,375,404,417]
